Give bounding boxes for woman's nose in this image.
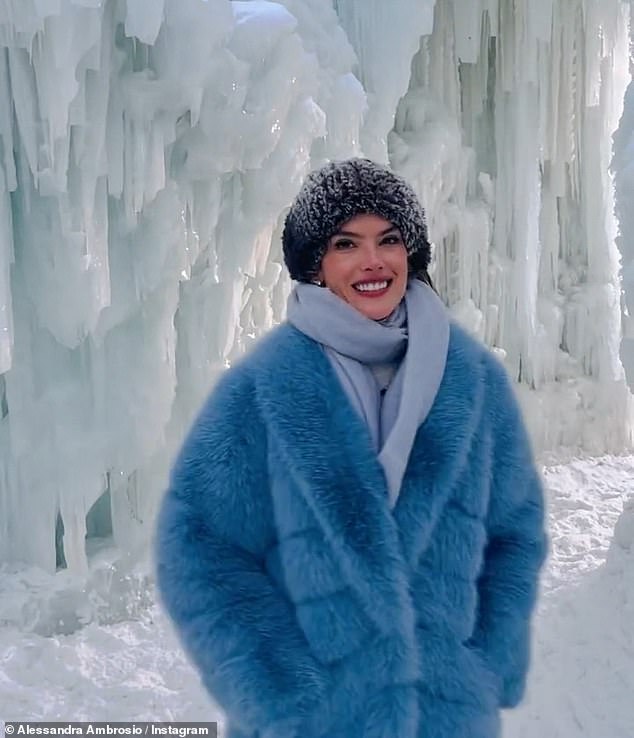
[361,245,384,270]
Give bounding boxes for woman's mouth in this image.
[352,279,392,297]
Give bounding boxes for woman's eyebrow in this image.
[332,226,399,238]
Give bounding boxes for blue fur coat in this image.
[156,322,547,738]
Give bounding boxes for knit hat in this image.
[282,158,431,283]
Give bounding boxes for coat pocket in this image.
[416,628,499,712]
[460,642,501,710]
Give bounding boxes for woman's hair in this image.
[408,248,436,291]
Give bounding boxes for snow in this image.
[1,454,633,737]
[504,456,634,738]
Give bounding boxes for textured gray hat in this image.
[282,158,431,282]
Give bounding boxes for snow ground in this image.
[1,455,633,737]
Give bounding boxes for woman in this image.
[156,158,547,738]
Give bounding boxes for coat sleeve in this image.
[154,366,330,738]
[469,356,548,709]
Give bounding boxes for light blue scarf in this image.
[286,279,450,508]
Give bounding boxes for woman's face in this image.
[317,213,408,320]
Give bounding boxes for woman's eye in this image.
[381,235,402,245]
[333,239,355,250]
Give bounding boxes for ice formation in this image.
[0,0,632,576]
[613,11,634,395]
[391,0,633,451]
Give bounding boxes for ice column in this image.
[333,0,436,161]
[613,2,634,393]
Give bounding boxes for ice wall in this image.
[0,0,369,575]
[0,0,632,576]
[390,0,633,451]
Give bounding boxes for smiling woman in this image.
[318,214,409,320]
[156,158,547,738]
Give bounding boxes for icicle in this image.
[124,0,165,46]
